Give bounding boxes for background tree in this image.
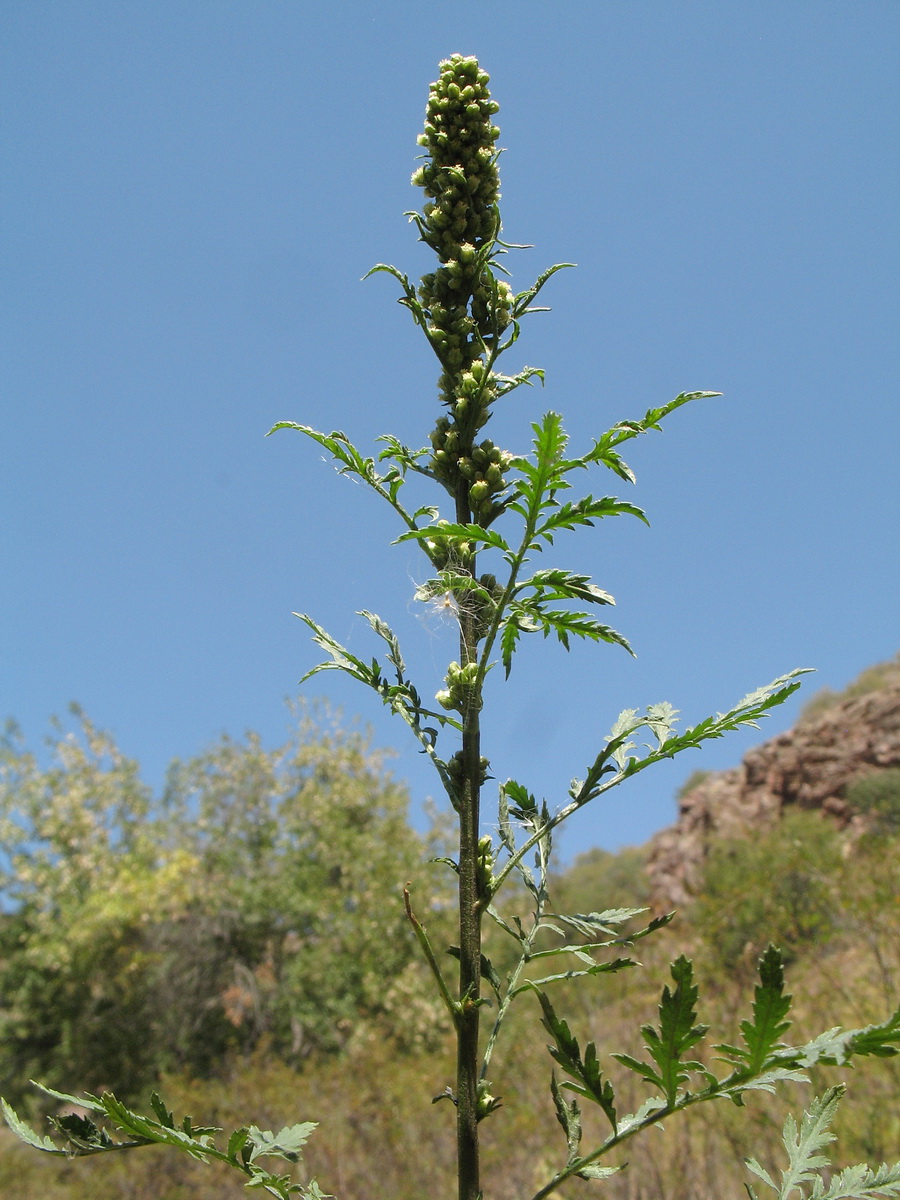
[0,704,442,1103]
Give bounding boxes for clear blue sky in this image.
[3,2,898,856]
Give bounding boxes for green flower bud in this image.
[476,1090,501,1120]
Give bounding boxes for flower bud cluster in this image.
[423,520,473,571]
[446,751,491,787]
[412,55,500,265]
[429,414,513,523]
[436,660,481,714]
[476,833,495,895]
[413,54,513,526]
[470,572,504,639]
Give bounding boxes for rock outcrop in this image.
[646,680,900,910]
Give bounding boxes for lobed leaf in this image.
[395,522,511,555]
[4,1083,324,1199]
[1,1098,67,1155]
[506,602,634,657]
[715,945,794,1074]
[534,495,648,544]
[796,1005,900,1069]
[613,955,709,1106]
[245,1123,318,1165]
[515,568,615,607]
[749,1087,842,1198]
[550,1071,582,1162]
[536,991,618,1132]
[812,1162,900,1198]
[583,392,721,483]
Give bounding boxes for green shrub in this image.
[846,768,900,833]
[696,810,844,972]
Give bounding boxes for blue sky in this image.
[3,2,898,856]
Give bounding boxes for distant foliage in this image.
[549,845,651,916]
[695,810,844,972]
[846,768,900,834]
[0,705,441,1104]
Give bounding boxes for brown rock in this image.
[646,682,900,911]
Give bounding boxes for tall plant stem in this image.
[456,482,483,1200]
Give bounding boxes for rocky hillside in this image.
[647,656,900,909]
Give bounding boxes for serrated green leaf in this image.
[536,992,617,1131]
[716,945,793,1074]
[795,1007,900,1070]
[504,779,538,814]
[550,1071,582,1162]
[246,1123,317,1165]
[576,1163,622,1180]
[552,908,647,938]
[150,1091,175,1129]
[745,1156,778,1191]
[522,957,638,990]
[644,701,680,746]
[508,603,634,656]
[32,1082,105,1113]
[613,1051,664,1088]
[395,522,510,553]
[227,1125,252,1164]
[754,1087,845,1199]
[101,1093,213,1160]
[1,1098,66,1154]
[603,708,640,771]
[614,956,708,1107]
[575,669,815,806]
[583,392,720,481]
[500,617,523,677]
[720,1066,809,1100]
[841,1005,900,1062]
[616,1095,668,1134]
[516,568,615,606]
[535,495,648,542]
[812,1161,900,1198]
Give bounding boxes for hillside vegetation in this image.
[0,664,897,1199]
